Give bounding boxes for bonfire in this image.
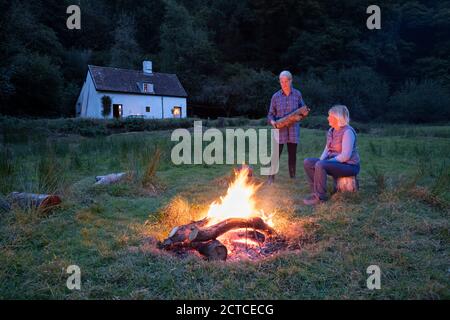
[159,166,286,261]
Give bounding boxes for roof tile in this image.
[88,65,187,97]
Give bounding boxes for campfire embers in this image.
[158,166,287,261]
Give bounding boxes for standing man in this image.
[267,71,306,184]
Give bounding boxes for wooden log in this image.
[274,106,310,129]
[160,217,274,261]
[190,217,275,242]
[161,217,274,250]
[94,172,127,185]
[334,176,359,193]
[7,192,61,210]
[162,218,209,247]
[230,230,266,243]
[193,240,228,261]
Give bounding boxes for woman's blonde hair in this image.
[329,105,350,127]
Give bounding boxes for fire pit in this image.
[158,166,288,261]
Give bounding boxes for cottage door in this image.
[113,104,123,118]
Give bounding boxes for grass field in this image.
[0,119,449,299]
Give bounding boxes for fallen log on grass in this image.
[94,172,127,185]
[7,192,61,211]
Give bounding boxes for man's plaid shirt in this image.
[268,88,306,144]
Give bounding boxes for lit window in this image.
[146,106,151,112]
[172,106,181,118]
[143,83,153,93]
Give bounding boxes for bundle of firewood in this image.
[274,105,310,129]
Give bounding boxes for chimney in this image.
[143,61,152,75]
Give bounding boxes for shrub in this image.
[198,64,277,118]
[8,53,63,117]
[298,74,334,114]
[101,95,112,118]
[298,67,389,122]
[388,79,450,123]
[324,67,389,122]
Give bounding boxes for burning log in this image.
[158,166,278,261]
[162,218,209,246]
[190,217,274,242]
[193,240,228,261]
[160,217,275,261]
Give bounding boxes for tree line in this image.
[0,0,449,122]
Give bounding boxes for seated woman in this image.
[303,105,360,205]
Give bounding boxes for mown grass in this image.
[0,120,449,299]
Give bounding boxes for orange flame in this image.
[205,167,274,227]
[231,238,261,247]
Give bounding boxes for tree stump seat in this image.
[333,176,359,193]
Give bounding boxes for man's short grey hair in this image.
[279,70,292,80]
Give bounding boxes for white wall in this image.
[76,72,98,117]
[98,92,164,119]
[162,96,187,119]
[76,71,187,119]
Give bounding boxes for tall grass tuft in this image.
[368,141,382,156]
[431,165,450,197]
[36,145,67,195]
[142,147,163,190]
[368,165,386,191]
[0,146,16,194]
[123,152,141,184]
[0,146,15,178]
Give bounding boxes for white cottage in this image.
[76,61,187,119]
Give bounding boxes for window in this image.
[143,83,154,93]
[146,106,151,113]
[172,106,182,118]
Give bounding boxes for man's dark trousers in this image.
[276,143,297,178]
